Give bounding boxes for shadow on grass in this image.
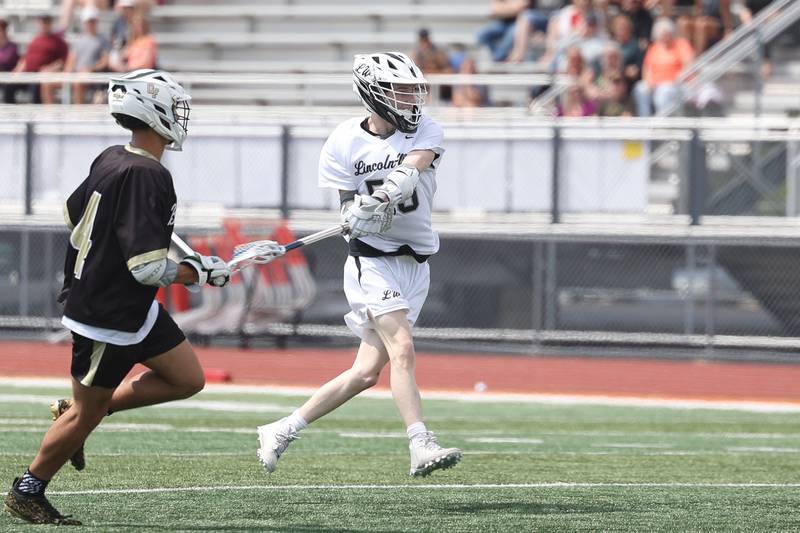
[439,501,620,516]
[98,525,405,533]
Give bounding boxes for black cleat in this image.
[50,399,86,471]
[4,478,82,526]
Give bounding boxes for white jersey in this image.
[318,115,444,256]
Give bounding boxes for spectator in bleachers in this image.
[611,14,644,84]
[586,42,624,95]
[633,17,694,116]
[650,0,691,19]
[597,74,635,115]
[412,28,452,75]
[452,56,490,107]
[585,42,637,116]
[65,7,111,104]
[111,11,157,72]
[57,0,109,33]
[577,11,612,66]
[0,18,20,104]
[111,0,137,51]
[505,1,555,63]
[556,82,597,116]
[563,43,593,81]
[448,43,468,72]
[11,14,68,104]
[677,0,733,53]
[617,0,653,48]
[540,0,606,70]
[477,1,546,62]
[531,43,592,98]
[737,0,773,77]
[411,28,453,100]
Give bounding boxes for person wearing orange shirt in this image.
[632,17,694,116]
[111,11,157,71]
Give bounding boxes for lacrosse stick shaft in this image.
[283,223,349,252]
[170,232,195,257]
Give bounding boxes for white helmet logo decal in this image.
[147,83,159,98]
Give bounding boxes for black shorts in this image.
[71,304,186,389]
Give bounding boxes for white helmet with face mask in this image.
[352,52,428,134]
[108,69,191,151]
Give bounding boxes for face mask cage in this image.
[372,81,427,124]
[172,98,190,133]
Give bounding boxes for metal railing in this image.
[662,0,800,116]
[0,70,560,107]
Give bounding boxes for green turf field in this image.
[1,382,800,532]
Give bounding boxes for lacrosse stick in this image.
[170,232,196,257]
[228,223,348,273]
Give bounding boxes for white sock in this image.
[406,421,427,443]
[286,411,308,432]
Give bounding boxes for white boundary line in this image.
[2,377,800,413]
[48,482,800,496]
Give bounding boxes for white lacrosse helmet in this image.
[108,69,191,151]
[352,52,428,134]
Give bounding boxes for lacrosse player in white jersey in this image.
[257,52,462,477]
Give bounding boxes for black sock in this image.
[16,469,49,496]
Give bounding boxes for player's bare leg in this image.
[106,339,205,412]
[371,310,462,477]
[30,381,112,480]
[299,331,389,423]
[257,331,389,472]
[51,340,204,474]
[4,380,111,526]
[370,310,423,425]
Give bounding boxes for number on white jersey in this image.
[366,179,419,213]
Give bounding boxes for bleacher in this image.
[1,0,554,105]
[1,0,799,113]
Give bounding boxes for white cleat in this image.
[409,432,462,477]
[256,419,299,473]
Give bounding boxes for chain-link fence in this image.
[4,222,800,353]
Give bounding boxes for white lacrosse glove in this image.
[180,253,231,287]
[373,165,420,207]
[341,194,393,239]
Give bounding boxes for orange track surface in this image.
[2,341,799,403]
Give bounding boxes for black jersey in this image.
[61,145,177,332]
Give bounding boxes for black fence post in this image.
[551,125,561,223]
[24,122,34,216]
[688,128,707,225]
[280,125,290,219]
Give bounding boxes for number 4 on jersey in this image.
[69,191,102,279]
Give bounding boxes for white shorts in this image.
[343,255,430,340]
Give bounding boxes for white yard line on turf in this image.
[2,414,800,446]
[1,377,800,413]
[0,394,291,414]
[47,482,800,496]
[592,443,674,449]
[2,449,788,457]
[465,437,544,444]
[726,446,800,453]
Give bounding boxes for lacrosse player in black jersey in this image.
[4,69,231,526]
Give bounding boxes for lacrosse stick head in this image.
[228,240,285,272]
